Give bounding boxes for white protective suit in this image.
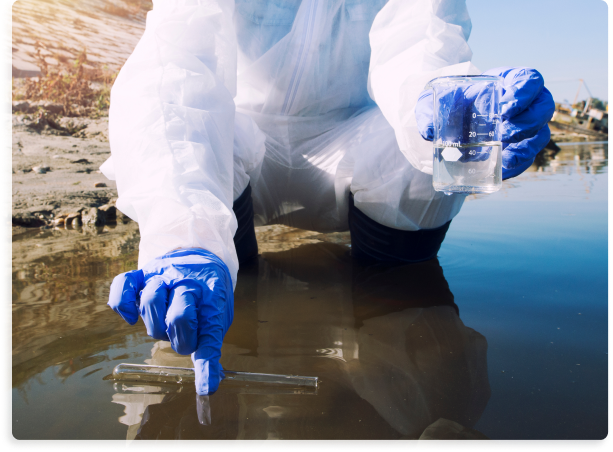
[102,0,480,287]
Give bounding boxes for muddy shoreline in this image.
[11,112,122,234]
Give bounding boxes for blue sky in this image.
[466,0,608,103]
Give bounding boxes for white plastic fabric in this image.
[368,0,480,175]
[105,0,479,287]
[107,0,240,285]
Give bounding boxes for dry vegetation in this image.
[12,0,155,119]
[13,43,118,118]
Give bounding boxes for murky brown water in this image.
[12,143,608,440]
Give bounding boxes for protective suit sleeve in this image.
[368,0,479,175]
[108,0,240,287]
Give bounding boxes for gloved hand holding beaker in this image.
[415,67,555,181]
[108,248,234,395]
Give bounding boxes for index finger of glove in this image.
[108,270,144,325]
[192,273,233,395]
[482,67,545,119]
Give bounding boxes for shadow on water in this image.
[12,143,608,440]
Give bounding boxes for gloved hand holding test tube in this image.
[108,248,235,396]
[108,248,319,395]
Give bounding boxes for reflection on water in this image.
[12,224,143,389]
[109,250,490,440]
[529,141,608,175]
[12,143,608,440]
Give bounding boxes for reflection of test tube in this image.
[112,363,318,388]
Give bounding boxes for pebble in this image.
[32,166,50,174]
[64,212,82,228]
[82,207,105,226]
[94,182,107,188]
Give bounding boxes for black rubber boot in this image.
[348,193,451,264]
[232,183,258,264]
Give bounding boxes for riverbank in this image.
[11,111,120,234]
[549,123,607,143]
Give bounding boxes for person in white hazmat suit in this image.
[104,0,554,395]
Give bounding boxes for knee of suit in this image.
[348,193,451,264]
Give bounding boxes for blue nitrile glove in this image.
[416,67,555,180]
[108,248,234,395]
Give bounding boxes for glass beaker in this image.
[426,75,503,194]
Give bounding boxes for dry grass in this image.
[13,43,118,118]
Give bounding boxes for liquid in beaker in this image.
[433,142,502,194]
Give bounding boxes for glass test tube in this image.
[112,363,318,388]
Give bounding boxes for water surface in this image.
[12,143,608,440]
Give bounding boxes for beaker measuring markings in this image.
[426,75,503,195]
